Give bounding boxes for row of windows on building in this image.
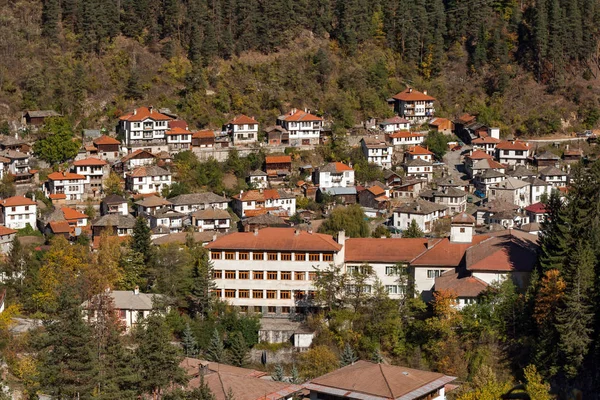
[214,270,317,280]
[211,251,334,261]
[213,285,407,298]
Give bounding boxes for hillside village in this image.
[0,87,593,399]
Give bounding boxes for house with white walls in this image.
[225,115,259,146]
[1,196,37,230]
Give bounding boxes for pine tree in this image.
[271,364,285,382]
[135,312,186,399]
[371,347,383,364]
[403,219,424,238]
[537,191,570,273]
[182,322,199,357]
[340,343,358,366]
[37,292,99,399]
[288,364,300,384]
[206,329,225,362]
[187,239,215,318]
[125,69,144,100]
[227,331,249,367]
[42,0,61,39]
[131,216,153,263]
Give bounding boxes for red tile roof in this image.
[48,193,67,200]
[465,233,538,272]
[47,171,85,180]
[72,157,108,166]
[525,202,547,214]
[119,107,172,122]
[168,120,188,130]
[392,88,435,102]
[345,238,429,263]
[472,136,500,144]
[451,212,476,224]
[265,155,292,164]
[1,196,37,207]
[389,131,424,138]
[205,227,342,252]
[121,149,156,163]
[496,140,530,151]
[228,114,259,125]
[381,116,410,124]
[49,221,71,234]
[93,135,121,145]
[61,207,88,220]
[0,226,17,236]
[367,186,386,196]
[467,150,493,160]
[408,145,433,155]
[193,130,215,139]
[435,271,488,297]
[410,236,489,267]
[165,127,192,135]
[331,162,353,172]
[280,109,323,122]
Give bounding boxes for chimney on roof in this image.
[337,230,346,246]
[133,108,137,115]
[254,228,259,236]
[426,239,436,249]
[408,88,413,93]
[63,170,67,177]
[295,229,300,236]
[212,234,217,242]
[423,90,427,95]
[416,204,421,212]
[134,286,139,295]
[149,106,153,113]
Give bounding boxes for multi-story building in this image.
[495,140,531,165]
[0,196,37,230]
[46,171,87,201]
[392,199,447,233]
[72,158,109,194]
[420,187,468,214]
[192,207,232,232]
[379,116,410,133]
[118,106,173,152]
[314,162,354,189]
[119,149,157,173]
[169,193,229,214]
[92,135,121,161]
[125,165,172,194]
[206,228,343,314]
[473,169,506,194]
[406,145,434,162]
[232,189,296,218]
[488,177,531,208]
[0,150,30,176]
[276,109,323,146]
[471,136,500,156]
[225,115,259,146]
[403,159,433,182]
[538,166,568,188]
[148,208,184,233]
[101,194,129,216]
[165,127,192,152]
[391,88,435,124]
[388,131,425,147]
[523,177,552,204]
[360,138,393,169]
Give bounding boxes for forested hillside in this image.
[1,0,600,134]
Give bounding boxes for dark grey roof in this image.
[153,208,184,218]
[395,199,447,215]
[522,177,551,186]
[0,150,28,159]
[539,166,568,177]
[242,213,289,227]
[249,169,267,177]
[84,290,164,311]
[130,165,170,177]
[476,200,519,212]
[435,176,469,187]
[383,169,401,179]
[506,166,536,178]
[192,207,231,219]
[169,192,228,206]
[321,187,357,196]
[319,162,353,173]
[102,194,127,205]
[422,187,467,198]
[404,158,432,167]
[477,169,506,179]
[92,213,136,228]
[535,151,560,160]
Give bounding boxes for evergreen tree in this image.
[371,347,383,364]
[206,329,225,362]
[340,343,358,366]
[288,364,300,384]
[41,0,61,39]
[403,219,424,238]
[182,322,199,357]
[131,216,153,263]
[537,191,569,273]
[187,238,215,318]
[271,364,285,382]
[33,117,81,164]
[37,293,98,399]
[135,312,187,399]
[125,69,144,100]
[227,331,249,367]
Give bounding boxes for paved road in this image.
[443,145,471,181]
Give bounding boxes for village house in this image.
[135,196,173,216]
[475,200,519,226]
[264,126,290,146]
[379,116,411,133]
[488,177,531,208]
[91,213,136,237]
[406,145,434,162]
[563,148,583,163]
[191,207,232,232]
[147,208,185,233]
[44,207,89,238]
[495,140,531,165]
[276,109,323,146]
[248,170,268,189]
[403,158,433,182]
[471,136,500,156]
[313,162,354,189]
[392,199,448,233]
[304,361,456,400]
[360,137,393,169]
[125,165,172,194]
[242,213,289,232]
[464,150,493,177]
[525,202,548,223]
[388,131,425,147]
[0,136,30,154]
[428,117,454,135]
[0,150,30,179]
[0,196,37,230]
[191,130,215,148]
[100,194,128,216]
[46,171,86,201]
[506,165,537,181]
[538,166,568,188]
[165,126,192,152]
[232,189,296,218]
[534,151,561,167]
[473,169,506,194]
[23,110,62,126]
[225,115,259,146]
[72,158,109,195]
[523,176,552,204]
[390,88,436,123]
[420,187,468,214]
[470,158,506,178]
[118,106,173,152]
[168,192,229,214]
[358,186,390,209]
[318,187,358,204]
[392,178,428,199]
[118,149,157,173]
[92,135,121,161]
[383,169,402,187]
[0,226,17,254]
[84,288,166,330]
[265,155,292,180]
[434,176,471,194]
[487,209,529,230]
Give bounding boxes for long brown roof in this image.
[465,232,538,272]
[119,107,172,122]
[435,271,488,298]
[205,227,341,252]
[345,238,429,263]
[392,88,436,102]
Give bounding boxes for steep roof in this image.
[228,114,259,125]
[279,109,323,122]
[165,127,192,135]
[539,166,568,177]
[265,155,292,164]
[1,196,37,207]
[128,165,170,178]
[395,199,447,215]
[392,88,436,102]
[465,232,538,272]
[61,207,88,220]
[320,162,353,173]
[0,226,16,236]
[192,207,231,220]
[435,271,488,298]
[47,171,85,181]
[525,202,547,214]
[169,192,228,205]
[72,157,108,166]
[119,107,173,122]
[452,212,476,225]
[49,221,71,234]
[93,135,121,145]
[205,227,341,252]
[345,238,429,263]
[407,145,433,156]
[306,360,454,400]
[496,140,530,151]
[466,150,493,160]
